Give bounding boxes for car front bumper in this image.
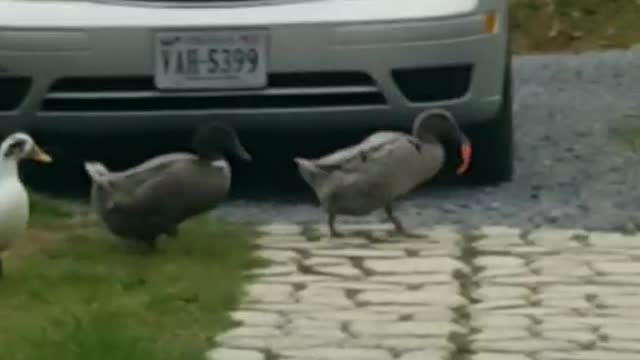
[0,0,509,134]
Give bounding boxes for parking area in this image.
[212,223,640,360]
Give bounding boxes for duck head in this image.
[412,109,472,176]
[191,123,252,162]
[0,132,53,165]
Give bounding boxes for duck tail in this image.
[83,161,110,181]
[293,157,324,185]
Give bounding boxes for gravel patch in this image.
[211,49,640,232]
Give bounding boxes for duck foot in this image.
[124,237,159,255]
[328,213,345,239]
[384,205,422,239]
[144,239,159,253]
[389,228,423,239]
[164,226,179,239]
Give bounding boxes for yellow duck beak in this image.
[27,144,53,163]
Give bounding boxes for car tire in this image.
[465,58,514,185]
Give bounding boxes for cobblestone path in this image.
[207,223,640,360]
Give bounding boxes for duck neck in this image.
[198,151,223,162]
[417,133,440,146]
[0,159,19,182]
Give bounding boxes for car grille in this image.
[391,64,472,103]
[0,76,32,112]
[40,72,386,113]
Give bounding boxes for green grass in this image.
[0,193,263,360]
[27,193,80,228]
[510,0,640,54]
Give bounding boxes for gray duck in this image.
[84,122,251,250]
[294,109,472,238]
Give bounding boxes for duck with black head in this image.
[84,122,251,252]
[294,108,472,238]
[0,132,53,277]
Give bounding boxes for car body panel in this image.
[0,0,481,27]
[0,0,508,134]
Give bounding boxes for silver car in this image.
[0,0,513,183]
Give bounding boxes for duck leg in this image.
[125,235,159,254]
[328,212,345,239]
[0,257,3,279]
[384,204,420,238]
[164,226,178,239]
[144,237,159,253]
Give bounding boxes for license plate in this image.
[154,30,268,90]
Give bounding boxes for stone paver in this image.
[473,329,531,342]
[356,287,465,306]
[351,336,451,352]
[473,338,579,352]
[475,285,531,300]
[245,283,294,303]
[538,351,640,360]
[350,320,463,337]
[310,248,406,258]
[398,349,448,360]
[363,257,468,274]
[230,310,286,327]
[206,348,264,360]
[296,287,353,307]
[297,309,399,321]
[311,280,403,291]
[368,273,452,285]
[255,222,302,235]
[312,263,364,278]
[280,347,391,360]
[256,249,300,263]
[209,224,640,360]
[473,353,532,360]
[540,330,597,346]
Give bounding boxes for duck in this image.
[84,122,251,251]
[294,109,472,238]
[0,132,53,277]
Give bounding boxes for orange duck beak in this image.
[456,135,472,175]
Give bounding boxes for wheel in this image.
[466,58,514,185]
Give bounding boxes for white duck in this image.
[0,132,52,277]
[294,109,472,238]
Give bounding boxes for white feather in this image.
[0,177,29,251]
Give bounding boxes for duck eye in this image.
[3,139,27,158]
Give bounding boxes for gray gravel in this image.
[212,49,640,232]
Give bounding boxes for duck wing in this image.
[311,132,404,171]
[314,131,429,174]
[99,153,199,192]
[350,131,443,182]
[107,158,231,227]
[309,131,444,214]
